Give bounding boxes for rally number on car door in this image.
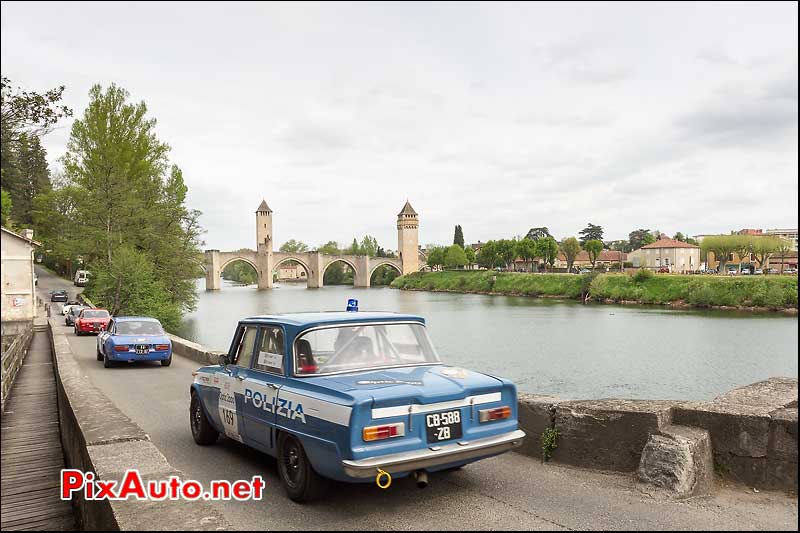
[217,375,244,442]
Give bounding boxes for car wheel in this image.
[190,392,218,445]
[103,352,114,368]
[277,432,329,502]
[96,345,104,361]
[160,356,172,367]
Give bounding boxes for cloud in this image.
[532,36,633,84]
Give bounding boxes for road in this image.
[35,266,798,530]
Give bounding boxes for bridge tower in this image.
[397,200,419,274]
[256,200,273,289]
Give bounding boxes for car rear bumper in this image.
[341,429,525,478]
[108,350,171,362]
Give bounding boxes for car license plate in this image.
[425,409,463,443]
[135,345,149,355]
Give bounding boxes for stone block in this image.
[766,407,798,490]
[637,425,714,497]
[516,394,560,459]
[552,399,675,471]
[672,402,771,458]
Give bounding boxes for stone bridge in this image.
[203,250,404,289]
[202,199,419,290]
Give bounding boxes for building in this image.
[276,264,307,281]
[1,227,41,327]
[397,200,419,274]
[556,250,627,270]
[627,236,700,272]
[764,228,798,251]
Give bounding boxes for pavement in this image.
[34,265,799,530]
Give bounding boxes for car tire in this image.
[96,346,104,361]
[161,356,172,367]
[103,352,114,368]
[190,392,218,445]
[277,432,329,503]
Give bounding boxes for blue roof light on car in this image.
[346,298,359,312]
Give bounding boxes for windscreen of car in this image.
[70,307,86,316]
[115,321,164,335]
[294,322,439,375]
[81,310,110,319]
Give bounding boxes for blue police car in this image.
[189,304,525,502]
[96,316,173,368]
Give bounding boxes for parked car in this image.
[768,268,780,274]
[96,316,172,368]
[189,306,525,502]
[65,305,87,327]
[50,290,68,303]
[74,270,90,287]
[753,268,763,275]
[657,267,670,273]
[578,268,591,274]
[74,308,111,336]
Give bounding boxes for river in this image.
[176,280,798,400]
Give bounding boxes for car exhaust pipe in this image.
[414,470,428,489]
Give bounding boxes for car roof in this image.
[113,316,160,322]
[240,311,425,327]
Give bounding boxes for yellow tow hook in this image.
[376,468,392,489]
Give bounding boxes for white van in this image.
[74,270,90,287]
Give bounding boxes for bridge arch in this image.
[219,256,259,273]
[274,256,311,275]
[369,261,402,277]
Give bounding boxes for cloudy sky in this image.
[2,1,797,251]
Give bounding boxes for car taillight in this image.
[363,422,405,442]
[155,344,169,351]
[114,345,130,352]
[478,406,511,423]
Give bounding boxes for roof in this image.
[1,226,42,247]
[640,237,699,249]
[255,200,272,213]
[113,316,161,322]
[241,311,425,327]
[398,200,417,216]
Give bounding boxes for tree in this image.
[561,237,581,272]
[359,235,378,256]
[752,237,781,271]
[222,250,258,285]
[1,77,73,144]
[583,239,604,269]
[317,241,340,255]
[579,223,604,245]
[673,232,685,242]
[515,238,538,272]
[476,241,501,269]
[537,237,559,270]
[5,133,51,225]
[776,238,792,275]
[524,227,551,241]
[733,235,754,273]
[346,238,361,255]
[700,235,737,273]
[425,246,446,269]
[444,244,467,269]
[628,229,656,251]
[279,239,308,253]
[464,246,476,267]
[1,188,11,226]
[496,239,518,270]
[453,225,465,248]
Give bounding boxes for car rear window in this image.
[115,321,163,335]
[81,310,110,318]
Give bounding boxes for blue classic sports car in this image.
[189,306,525,502]
[96,316,173,368]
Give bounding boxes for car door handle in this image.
[234,375,245,381]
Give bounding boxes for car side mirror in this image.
[218,354,230,367]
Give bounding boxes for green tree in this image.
[222,249,258,285]
[1,188,11,226]
[476,241,501,269]
[496,239,518,270]
[6,133,51,225]
[1,76,72,143]
[346,238,361,255]
[515,238,538,272]
[733,235,755,273]
[453,225,465,248]
[444,244,467,269]
[561,237,581,272]
[752,236,781,271]
[776,239,792,274]
[673,232,686,242]
[583,239,604,269]
[700,235,737,272]
[464,246,476,267]
[318,241,340,255]
[524,227,551,241]
[579,223,603,245]
[279,239,308,253]
[426,246,446,269]
[537,236,559,270]
[628,229,655,251]
[360,235,378,256]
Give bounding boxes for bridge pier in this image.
[204,250,221,291]
[354,255,371,288]
[257,248,272,290]
[307,252,324,288]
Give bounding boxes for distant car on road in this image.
[74,270,90,287]
[753,268,763,275]
[74,308,111,336]
[65,305,87,327]
[578,268,591,274]
[50,290,68,302]
[61,300,81,315]
[189,308,525,502]
[96,316,172,368]
[657,267,670,273]
[768,268,780,274]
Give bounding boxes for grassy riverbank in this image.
[390,271,798,310]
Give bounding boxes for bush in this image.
[632,268,653,282]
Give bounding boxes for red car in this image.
[74,308,111,336]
